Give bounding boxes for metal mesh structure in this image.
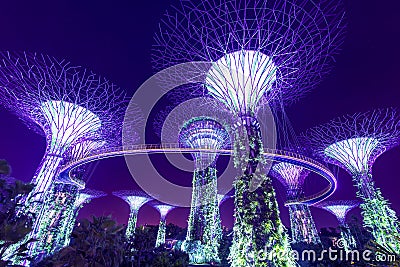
[0,51,127,260]
[305,108,400,254]
[153,0,346,109]
[0,51,126,199]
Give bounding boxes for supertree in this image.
[315,200,360,251]
[154,98,232,264]
[0,51,125,202]
[151,202,175,248]
[112,190,152,241]
[153,0,345,265]
[179,117,231,264]
[305,108,400,253]
[0,51,126,259]
[271,162,321,245]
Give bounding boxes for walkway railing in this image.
[59,143,336,205]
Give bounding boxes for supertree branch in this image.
[0,51,127,260]
[317,200,359,226]
[304,108,400,253]
[60,188,106,248]
[178,117,231,169]
[112,190,152,240]
[316,200,359,250]
[217,193,232,207]
[59,188,107,247]
[152,203,175,248]
[270,162,320,245]
[75,188,107,208]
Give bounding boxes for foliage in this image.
[0,175,35,266]
[133,225,158,251]
[230,122,295,266]
[357,178,400,254]
[132,247,189,267]
[218,228,232,266]
[347,216,373,249]
[36,216,128,267]
[366,233,400,267]
[132,224,189,266]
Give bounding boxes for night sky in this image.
[0,0,400,233]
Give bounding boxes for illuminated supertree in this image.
[112,190,152,241]
[316,200,359,250]
[153,0,345,265]
[0,51,125,202]
[271,162,321,245]
[179,117,230,264]
[305,108,400,253]
[152,203,175,248]
[0,52,126,259]
[154,98,233,264]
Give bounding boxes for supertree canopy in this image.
[305,108,400,253]
[271,162,321,245]
[152,203,175,248]
[316,200,360,250]
[112,190,152,241]
[153,1,345,265]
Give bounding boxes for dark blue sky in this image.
[0,0,400,231]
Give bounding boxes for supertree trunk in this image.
[184,167,221,264]
[33,183,79,255]
[339,223,357,251]
[156,217,167,248]
[353,172,400,253]
[126,209,139,241]
[230,115,294,267]
[288,204,321,245]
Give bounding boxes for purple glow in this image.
[305,108,400,174]
[179,117,230,169]
[153,0,346,108]
[316,200,360,225]
[112,190,152,212]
